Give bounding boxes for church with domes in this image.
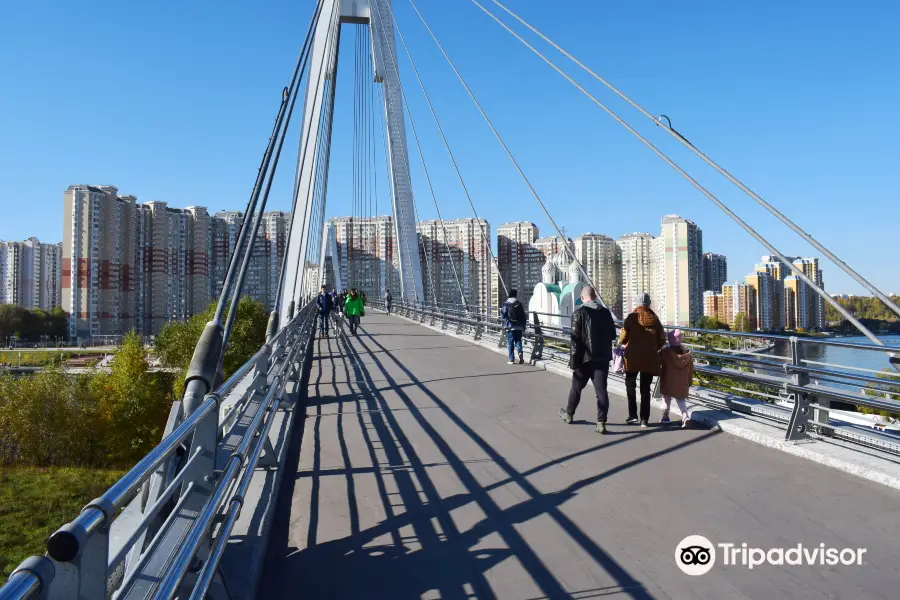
[527,247,586,329]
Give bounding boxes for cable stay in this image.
[454,0,886,348]
[217,0,325,351]
[369,3,469,311]
[374,2,510,308]
[289,0,342,305]
[402,0,606,318]
[472,0,900,323]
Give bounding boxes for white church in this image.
[527,247,587,330]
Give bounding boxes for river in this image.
[763,334,900,373]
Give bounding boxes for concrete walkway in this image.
[260,314,900,600]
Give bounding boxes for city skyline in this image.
[0,186,876,338]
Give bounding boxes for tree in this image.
[0,305,25,341]
[733,312,753,333]
[89,331,171,464]
[155,297,269,397]
[859,368,900,422]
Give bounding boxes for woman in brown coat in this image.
[618,293,666,427]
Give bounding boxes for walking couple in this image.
[559,291,693,434]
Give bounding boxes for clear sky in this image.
[1,0,898,295]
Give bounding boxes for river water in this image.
[763,334,900,373]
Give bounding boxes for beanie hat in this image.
[667,329,683,346]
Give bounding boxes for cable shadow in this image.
[264,320,719,599]
[352,329,678,600]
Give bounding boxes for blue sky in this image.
[1,0,898,295]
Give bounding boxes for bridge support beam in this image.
[280,0,424,324]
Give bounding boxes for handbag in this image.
[611,345,626,374]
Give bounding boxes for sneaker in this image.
[596,422,608,435]
[625,417,639,425]
[558,408,573,424]
[682,419,690,429]
[517,354,524,365]
[640,420,649,428]
[660,414,671,425]
[507,360,515,365]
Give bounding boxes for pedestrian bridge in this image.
[259,313,899,600]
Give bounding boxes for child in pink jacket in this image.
[660,329,693,428]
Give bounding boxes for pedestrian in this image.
[339,289,348,315]
[500,289,527,365]
[331,289,339,313]
[316,285,333,338]
[558,286,617,434]
[344,288,365,336]
[660,329,693,428]
[361,290,368,305]
[619,292,666,428]
[385,289,393,315]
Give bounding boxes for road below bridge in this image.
[260,313,900,599]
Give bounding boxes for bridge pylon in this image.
[280,0,424,323]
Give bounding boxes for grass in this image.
[0,466,125,578]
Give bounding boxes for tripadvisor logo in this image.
[675,535,867,575]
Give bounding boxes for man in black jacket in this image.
[559,286,617,434]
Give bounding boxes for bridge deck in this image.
[260,314,900,600]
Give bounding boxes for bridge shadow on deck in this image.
[260,314,900,600]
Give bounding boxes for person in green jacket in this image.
[344,288,365,336]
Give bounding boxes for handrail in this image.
[377,298,900,455]
[1,301,318,600]
[406,299,900,354]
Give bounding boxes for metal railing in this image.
[1,301,318,600]
[378,299,900,454]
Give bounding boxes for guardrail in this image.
[377,299,900,455]
[1,301,318,600]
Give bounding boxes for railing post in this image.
[785,336,811,442]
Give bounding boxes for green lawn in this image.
[0,467,125,578]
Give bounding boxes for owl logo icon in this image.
[675,535,716,575]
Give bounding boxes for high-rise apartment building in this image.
[64,185,139,339]
[184,207,212,315]
[616,232,655,315]
[211,211,244,300]
[574,233,621,316]
[418,218,492,309]
[496,222,542,307]
[755,258,786,330]
[534,236,574,264]
[62,185,298,340]
[791,258,826,330]
[745,270,778,331]
[0,238,62,310]
[701,252,728,293]
[0,242,21,305]
[241,211,289,310]
[703,290,723,324]
[330,216,401,300]
[784,275,809,330]
[722,281,756,330]
[654,215,703,327]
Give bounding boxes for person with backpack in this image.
[500,289,527,365]
[384,290,393,315]
[558,286,617,434]
[315,285,334,338]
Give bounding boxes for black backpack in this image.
[507,300,526,325]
